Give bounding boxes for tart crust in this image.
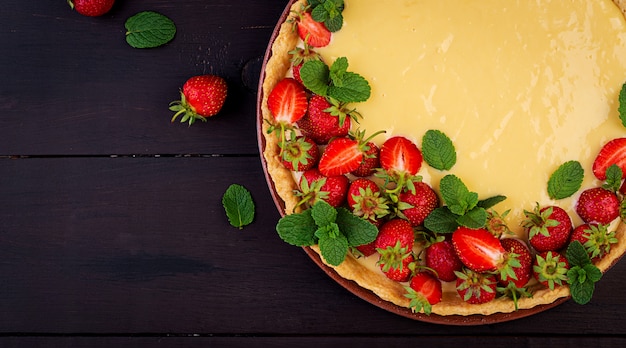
[259,0,626,316]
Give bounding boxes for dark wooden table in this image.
[2,1,626,346]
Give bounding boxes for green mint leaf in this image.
[440,174,478,216]
[316,225,349,266]
[423,207,459,233]
[310,0,344,32]
[311,3,330,22]
[301,60,330,96]
[311,200,337,227]
[547,161,584,200]
[567,270,595,305]
[125,11,176,49]
[324,12,344,32]
[604,164,623,192]
[477,195,507,209]
[276,209,318,246]
[584,264,603,283]
[328,72,371,103]
[456,207,488,229]
[566,240,591,267]
[421,130,457,171]
[329,57,348,85]
[617,83,626,127]
[222,184,255,229]
[336,208,378,246]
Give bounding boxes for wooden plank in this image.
[0,0,284,155]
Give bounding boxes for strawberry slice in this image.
[405,272,442,315]
[296,12,331,48]
[318,137,363,176]
[379,136,423,177]
[592,137,626,180]
[267,78,308,125]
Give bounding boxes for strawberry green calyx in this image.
[522,205,559,239]
[350,186,390,222]
[497,281,532,311]
[580,224,618,260]
[455,268,497,304]
[534,251,569,290]
[377,240,413,273]
[169,91,208,126]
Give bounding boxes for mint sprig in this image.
[547,160,584,200]
[276,201,378,266]
[619,81,626,128]
[309,0,345,32]
[421,130,456,171]
[222,184,255,229]
[300,57,371,103]
[566,241,602,305]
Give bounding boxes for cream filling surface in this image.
[317,0,626,236]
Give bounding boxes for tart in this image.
[258,0,626,323]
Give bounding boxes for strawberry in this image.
[297,95,352,145]
[455,268,498,305]
[451,227,520,281]
[498,238,532,288]
[68,0,114,17]
[533,251,570,290]
[522,204,573,253]
[294,11,332,48]
[405,272,442,314]
[347,178,390,227]
[170,75,228,125]
[592,137,626,180]
[318,131,384,177]
[280,136,320,172]
[485,209,512,238]
[380,253,415,282]
[424,236,463,282]
[296,169,348,208]
[290,44,321,86]
[575,187,620,224]
[267,78,308,125]
[375,218,415,272]
[398,181,439,226]
[351,140,380,177]
[570,223,618,261]
[353,241,378,258]
[379,136,423,195]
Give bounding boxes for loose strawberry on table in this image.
[170,75,228,125]
[68,0,114,17]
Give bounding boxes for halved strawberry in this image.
[295,11,332,48]
[379,136,423,195]
[592,137,626,180]
[404,272,442,314]
[267,78,308,125]
[318,137,363,177]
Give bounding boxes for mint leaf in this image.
[125,11,176,49]
[566,241,602,305]
[477,195,507,209]
[604,164,623,192]
[440,174,478,216]
[617,83,626,127]
[222,184,255,229]
[336,208,378,246]
[423,207,459,233]
[547,161,584,200]
[566,240,591,267]
[316,224,349,266]
[567,273,595,305]
[311,200,337,227]
[310,0,344,32]
[328,72,371,102]
[422,130,456,171]
[455,207,487,229]
[301,60,330,96]
[276,209,318,246]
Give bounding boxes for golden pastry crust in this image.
[260,0,626,317]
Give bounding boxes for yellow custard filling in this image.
[317,0,626,235]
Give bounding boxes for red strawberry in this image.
[379,136,423,195]
[297,95,352,145]
[351,140,380,177]
[280,136,320,171]
[570,223,618,261]
[405,272,442,314]
[498,238,532,288]
[295,11,332,48]
[318,137,363,176]
[380,253,415,282]
[68,0,114,16]
[170,75,228,125]
[354,241,378,258]
[455,268,497,304]
[375,218,415,272]
[290,44,321,86]
[533,251,570,290]
[451,227,520,281]
[297,169,348,208]
[347,178,390,227]
[592,138,626,180]
[267,78,308,125]
[424,237,463,282]
[398,181,439,226]
[575,187,620,224]
[522,205,573,253]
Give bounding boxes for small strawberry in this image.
[404,272,442,314]
[397,181,439,226]
[294,11,332,48]
[592,137,626,180]
[485,209,512,238]
[380,252,415,282]
[296,169,348,208]
[297,95,352,145]
[455,268,498,305]
[351,140,380,177]
[68,0,114,17]
[170,75,228,125]
[280,136,320,172]
[290,44,321,86]
[522,204,573,253]
[424,236,463,282]
[378,136,423,195]
[498,238,532,288]
[575,187,620,224]
[533,251,570,290]
[569,223,618,261]
[451,227,520,281]
[375,218,415,272]
[347,178,390,227]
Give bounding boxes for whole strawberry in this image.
[290,44,321,87]
[398,181,439,226]
[280,136,319,171]
[533,251,569,290]
[347,178,390,227]
[296,169,348,208]
[351,140,380,177]
[297,95,351,144]
[170,75,228,125]
[68,0,114,17]
[375,218,415,272]
[522,204,572,253]
[455,268,497,304]
[424,236,463,282]
[380,253,415,282]
[570,223,618,261]
[498,238,532,288]
[405,272,442,314]
[575,187,620,224]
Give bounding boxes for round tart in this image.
[258,0,626,324]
